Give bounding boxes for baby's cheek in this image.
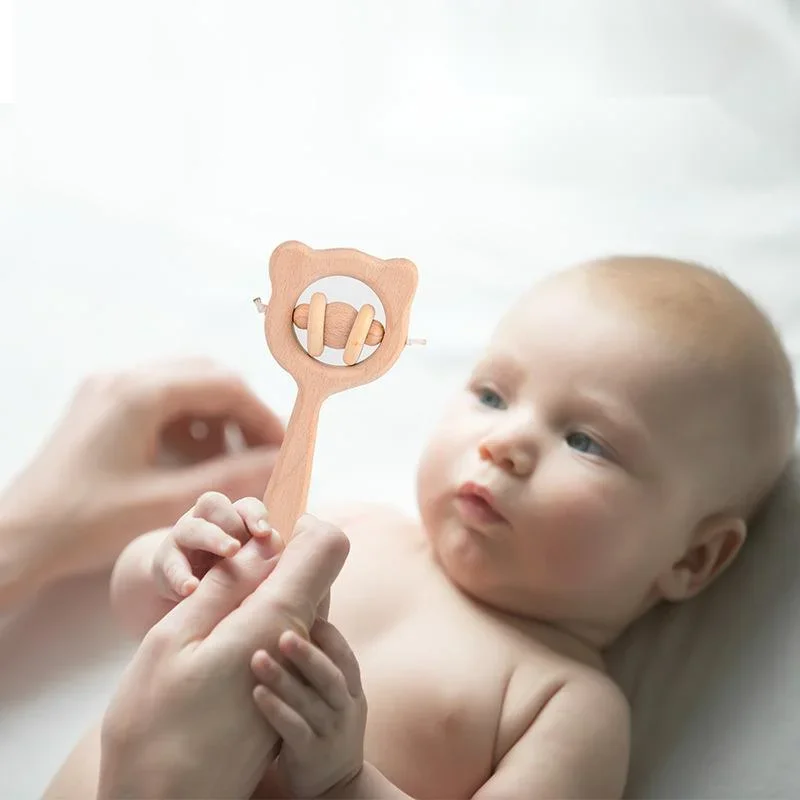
[416,437,457,520]
[528,478,635,580]
[418,413,476,486]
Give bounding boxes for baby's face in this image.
[417,276,721,633]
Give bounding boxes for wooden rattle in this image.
[258,241,421,539]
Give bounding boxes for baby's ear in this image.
[655,514,747,602]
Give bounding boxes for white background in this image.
[2,2,800,797]
[0,0,13,104]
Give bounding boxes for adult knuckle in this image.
[258,591,313,638]
[141,621,176,657]
[258,590,295,618]
[316,715,334,737]
[328,668,348,695]
[294,515,350,552]
[299,726,315,749]
[299,514,342,537]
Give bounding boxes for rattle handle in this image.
[264,386,323,541]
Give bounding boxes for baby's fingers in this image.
[251,649,332,736]
[279,630,351,711]
[233,497,272,539]
[253,684,314,752]
[159,545,199,598]
[174,517,242,559]
[311,618,363,699]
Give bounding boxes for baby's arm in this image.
[470,671,631,800]
[319,671,629,800]
[109,528,178,639]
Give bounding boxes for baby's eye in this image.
[566,432,606,458]
[476,387,507,410]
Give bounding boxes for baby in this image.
[113,256,798,798]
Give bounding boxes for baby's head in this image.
[416,256,797,646]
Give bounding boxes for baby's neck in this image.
[447,580,611,670]
[541,616,626,656]
[416,517,630,662]
[509,610,612,669]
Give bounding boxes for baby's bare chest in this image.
[325,514,558,798]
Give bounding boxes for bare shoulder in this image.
[483,661,630,799]
[504,656,630,749]
[539,667,630,740]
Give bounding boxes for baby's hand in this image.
[152,491,272,600]
[251,618,367,799]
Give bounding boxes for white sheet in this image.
[2,2,800,797]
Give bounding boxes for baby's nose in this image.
[478,438,534,477]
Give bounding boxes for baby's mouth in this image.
[454,482,508,527]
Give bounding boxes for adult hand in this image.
[94,515,349,800]
[0,358,284,605]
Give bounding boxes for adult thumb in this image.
[158,528,286,645]
[227,515,350,652]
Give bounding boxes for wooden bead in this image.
[293,300,385,350]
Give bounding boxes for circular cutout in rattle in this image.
[293,276,387,367]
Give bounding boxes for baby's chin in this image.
[423,514,601,621]
[424,514,506,591]
[418,493,541,603]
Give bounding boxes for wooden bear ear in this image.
[264,242,418,377]
[267,240,313,314]
[268,240,311,287]
[384,257,418,299]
